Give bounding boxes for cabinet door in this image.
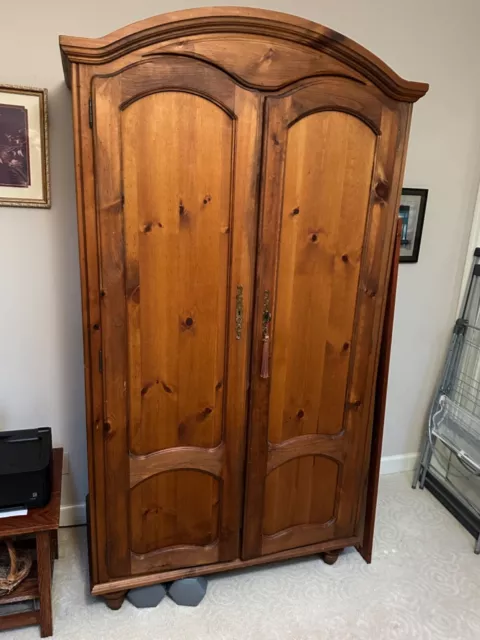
[243,79,408,558]
[92,56,261,576]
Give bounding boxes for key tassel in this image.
[260,334,270,379]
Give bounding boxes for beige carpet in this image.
[5,472,480,639]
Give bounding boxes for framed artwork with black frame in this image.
[0,84,50,208]
[398,188,428,263]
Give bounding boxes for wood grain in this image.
[129,444,225,487]
[267,435,345,473]
[93,74,131,578]
[70,64,99,586]
[243,79,381,559]
[36,531,53,637]
[130,541,219,573]
[357,213,403,564]
[63,8,427,599]
[350,102,412,536]
[153,34,368,89]
[122,89,232,455]
[59,7,429,102]
[93,55,261,575]
[117,56,237,113]
[262,518,339,556]
[0,611,40,633]
[71,62,109,586]
[130,471,219,555]
[263,456,339,545]
[269,108,376,442]
[92,535,361,596]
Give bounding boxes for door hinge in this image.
[98,349,103,373]
[121,192,125,208]
[88,97,93,129]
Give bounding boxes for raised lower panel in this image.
[263,455,339,537]
[130,470,220,555]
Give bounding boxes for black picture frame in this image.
[398,188,428,263]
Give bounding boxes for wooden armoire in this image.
[60,8,428,608]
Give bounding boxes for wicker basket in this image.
[0,539,32,596]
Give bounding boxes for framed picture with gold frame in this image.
[0,85,50,208]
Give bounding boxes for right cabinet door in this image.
[243,78,408,558]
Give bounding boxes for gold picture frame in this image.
[0,84,50,208]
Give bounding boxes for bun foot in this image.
[104,591,127,610]
[322,549,341,565]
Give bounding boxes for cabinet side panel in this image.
[71,63,108,585]
[357,103,412,558]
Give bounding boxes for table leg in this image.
[36,531,53,638]
[51,530,59,560]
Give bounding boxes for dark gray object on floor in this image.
[126,583,167,608]
[168,577,207,606]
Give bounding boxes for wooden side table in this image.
[0,448,63,638]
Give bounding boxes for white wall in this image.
[1,0,480,516]
[457,185,480,314]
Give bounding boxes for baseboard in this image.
[59,453,419,527]
[60,503,86,527]
[380,452,418,475]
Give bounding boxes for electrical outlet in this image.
[62,452,70,475]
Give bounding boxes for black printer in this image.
[0,427,52,510]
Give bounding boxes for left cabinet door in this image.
[92,56,261,577]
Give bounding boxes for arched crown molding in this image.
[59,7,428,102]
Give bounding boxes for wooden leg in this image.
[36,531,53,638]
[104,591,127,610]
[322,549,342,565]
[51,530,59,560]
